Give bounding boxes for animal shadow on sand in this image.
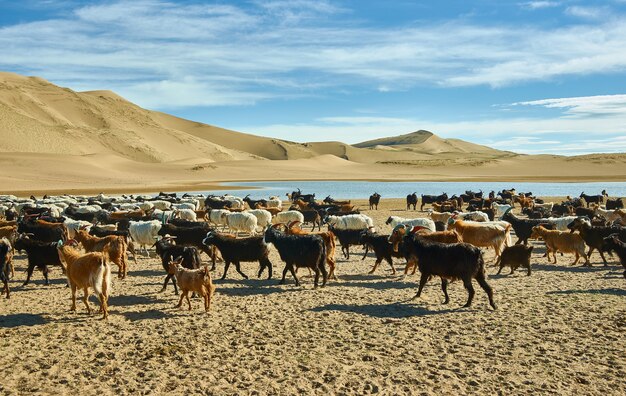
[121,309,174,322]
[334,273,415,291]
[310,302,458,318]
[217,278,301,297]
[547,288,626,297]
[0,313,48,328]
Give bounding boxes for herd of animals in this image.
[0,187,625,319]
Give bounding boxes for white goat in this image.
[129,220,162,255]
[272,210,305,225]
[327,214,374,230]
[385,216,435,232]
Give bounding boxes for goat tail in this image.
[91,254,110,297]
[504,224,512,247]
[477,249,487,275]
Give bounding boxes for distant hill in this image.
[0,71,510,166]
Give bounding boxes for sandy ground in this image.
[1,198,625,395]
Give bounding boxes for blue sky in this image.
[1,0,626,155]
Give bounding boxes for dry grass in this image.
[1,198,625,395]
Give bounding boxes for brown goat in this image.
[56,242,111,319]
[168,257,215,312]
[530,225,588,265]
[35,219,69,240]
[74,230,129,278]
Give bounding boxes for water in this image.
[187,181,626,199]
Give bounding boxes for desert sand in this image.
[1,198,625,395]
[1,71,625,197]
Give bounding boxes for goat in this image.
[14,234,64,286]
[502,209,550,245]
[17,220,66,243]
[447,219,511,261]
[580,192,604,207]
[0,238,13,298]
[168,257,215,312]
[202,231,273,280]
[530,225,588,266]
[56,241,111,319]
[158,224,219,268]
[359,229,402,275]
[153,237,202,294]
[606,198,624,210]
[329,226,365,260]
[285,221,337,280]
[602,234,626,278]
[406,193,418,210]
[567,217,626,266]
[263,225,327,287]
[246,209,272,230]
[369,193,381,210]
[129,220,162,255]
[89,225,137,263]
[495,245,534,276]
[420,193,448,211]
[401,234,496,310]
[325,214,374,230]
[74,230,129,279]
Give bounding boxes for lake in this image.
[187,181,626,199]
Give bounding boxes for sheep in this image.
[153,237,202,294]
[246,209,272,230]
[567,217,626,266]
[602,234,626,278]
[285,221,337,280]
[401,233,496,310]
[168,257,215,312]
[205,209,230,229]
[263,225,327,287]
[530,225,589,266]
[495,245,534,276]
[63,218,92,239]
[325,214,374,230]
[138,201,155,212]
[222,195,244,209]
[492,203,513,218]
[272,210,305,226]
[174,209,197,222]
[56,241,111,319]
[533,202,554,212]
[446,219,511,261]
[455,211,490,223]
[369,193,381,210]
[14,235,64,286]
[151,200,172,210]
[428,211,454,225]
[0,238,13,298]
[266,197,282,209]
[385,216,436,233]
[202,231,273,280]
[129,220,162,255]
[225,212,258,236]
[173,202,197,211]
[73,230,129,278]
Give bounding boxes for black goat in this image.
[17,221,66,243]
[329,226,365,259]
[420,193,448,211]
[204,197,232,210]
[502,209,551,245]
[401,234,496,310]
[496,245,534,276]
[263,225,326,287]
[243,195,267,209]
[406,193,418,210]
[14,235,64,286]
[158,224,219,267]
[203,231,273,280]
[606,198,624,210]
[369,193,381,210]
[602,234,626,278]
[154,237,202,294]
[567,218,626,266]
[359,230,402,275]
[580,192,604,207]
[0,238,12,298]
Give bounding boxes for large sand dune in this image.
[1,71,625,195]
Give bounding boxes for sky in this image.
[1,0,626,155]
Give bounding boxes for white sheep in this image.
[492,203,513,218]
[225,212,258,236]
[272,210,305,226]
[205,209,230,229]
[151,200,172,210]
[75,205,101,214]
[138,202,155,212]
[129,220,162,255]
[327,214,375,230]
[385,216,435,232]
[63,219,92,238]
[246,209,272,229]
[455,211,490,222]
[533,202,554,212]
[222,195,244,210]
[266,197,282,209]
[175,209,197,221]
[173,202,197,211]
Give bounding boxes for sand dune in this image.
[0,71,625,195]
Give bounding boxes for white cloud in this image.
[513,94,626,117]
[521,1,561,10]
[565,6,607,19]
